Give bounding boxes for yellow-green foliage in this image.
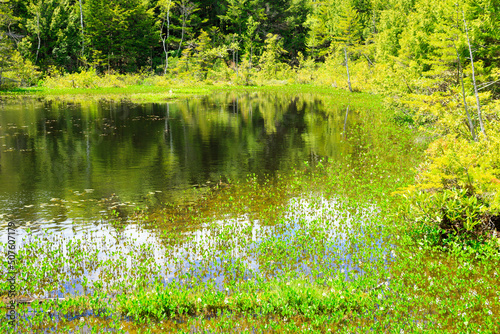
[420,136,500,209]
[255,34,293,84]
[0,50,40,89]
[399,134,500,236]
[41,69,153,89]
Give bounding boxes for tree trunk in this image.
[344,47,352,92]
[161,8,170,74]
[35,12,41,64]
[236,50,238,77]
[162,37,168,74]
[463,11,486,138]
[166,9,170,71]
[454,43,476,141]
[178,9,186,54]
[250,45,253,69]
[78,0,85,54]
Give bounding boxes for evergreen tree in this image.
[0,0,17,87]
[84,0,156,72]
[17,0,80,71]
[334,3,362,92]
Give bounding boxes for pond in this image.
[0,91,355,231]
[1,90,408,332]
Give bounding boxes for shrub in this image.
[399,135,500,241]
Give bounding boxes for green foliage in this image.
[84,0,156,73]
[257,33,290,81]
[17,0,80,71]
[41,69,151,88]
[0,0,40,89]
[404,188,488,235]
[399,135,500,241]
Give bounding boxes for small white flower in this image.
[197,297,201,303]
[322,292,326,297]
[378,294,383,300]
[224,298,229,304]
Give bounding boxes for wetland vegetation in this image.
[1,0,500,332]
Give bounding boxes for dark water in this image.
[0,92,353,228]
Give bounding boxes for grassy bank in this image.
[1,83,381,111]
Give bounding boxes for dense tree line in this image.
[0,0,498,95]
[0,0,311,74]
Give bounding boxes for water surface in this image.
[0,92,354,229]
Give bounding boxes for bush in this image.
[399,135,500,241]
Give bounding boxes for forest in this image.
[0,0,497,85]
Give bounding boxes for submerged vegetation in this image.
[0,0,499,332]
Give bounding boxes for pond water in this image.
[0,92,354,230]
[0,91,403,332]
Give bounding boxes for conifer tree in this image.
[0,0,16,86]
[84,0,156,72]
[335,3,362,92]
